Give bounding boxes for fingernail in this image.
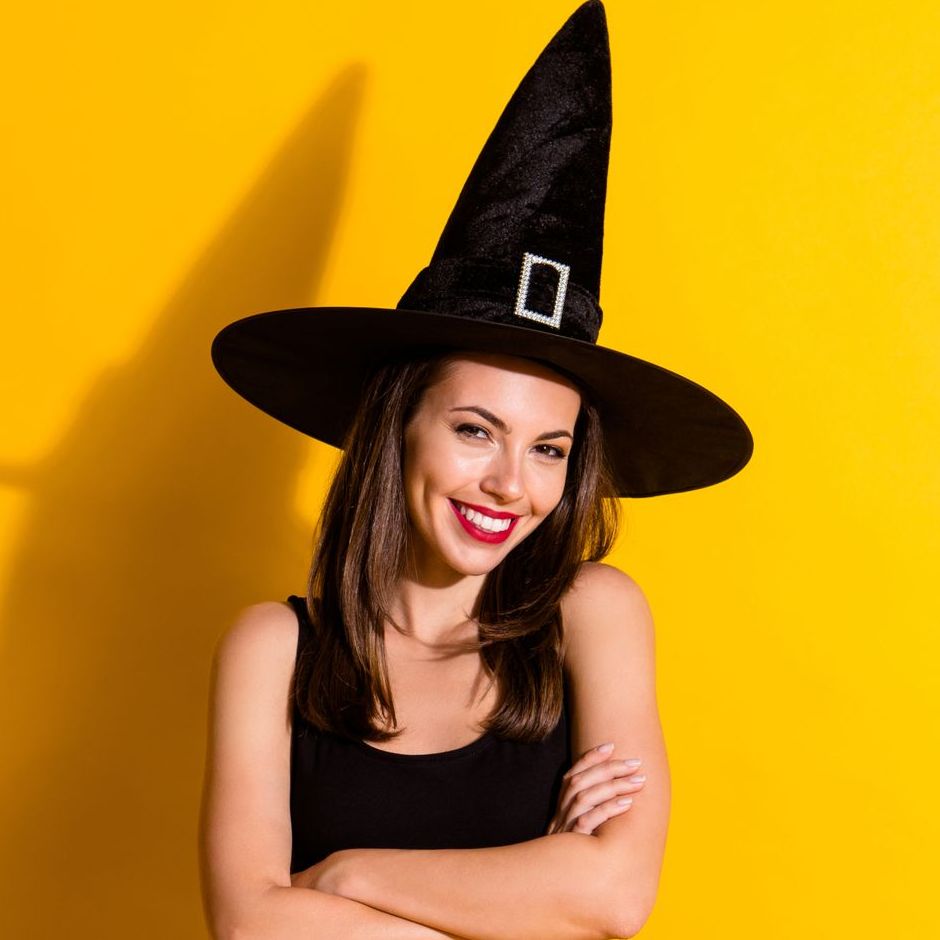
[623,758,642,768]
[598,743,614,752]
[630,775,647,784]
[616,797,633,806]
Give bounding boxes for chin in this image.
[431,532,517,578]
[458,557,507,578]
[441,547,509,578]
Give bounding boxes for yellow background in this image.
[1,1,937,936]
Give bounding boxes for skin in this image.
[201,353,660,939]
[402,352,580,585]
[286,355,661,937]
[357,352,646,819]
[392,353,581,647]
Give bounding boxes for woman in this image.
[201,3,753,938]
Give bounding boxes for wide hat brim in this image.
[211,305,753,498]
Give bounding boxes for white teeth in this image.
[455,502,512,533]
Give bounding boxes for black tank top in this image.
[286,595,572,872]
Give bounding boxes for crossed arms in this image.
[199,564,669,939]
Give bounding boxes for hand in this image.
[545,742,646,836]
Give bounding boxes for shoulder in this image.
[211,600,301,699]
[562,561,653,623]
[202,603,302,907]
[560,562,654,659]
[215,600,299,659]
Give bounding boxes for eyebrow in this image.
[449,405,574,441]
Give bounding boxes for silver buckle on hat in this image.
[513,252,570,330]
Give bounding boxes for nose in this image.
[479,446,525,504]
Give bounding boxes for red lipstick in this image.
[454,500,519,520]
[448,499,520,544]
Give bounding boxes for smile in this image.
[448,499,520,544]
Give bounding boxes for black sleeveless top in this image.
[286,595,572,872]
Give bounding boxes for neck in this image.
[388,568,487,648]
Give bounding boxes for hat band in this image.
[397,258,603,343]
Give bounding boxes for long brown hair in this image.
[292,352,620,742]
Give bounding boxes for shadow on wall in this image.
[0,65,366,939]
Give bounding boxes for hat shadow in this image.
[0,65,365,938]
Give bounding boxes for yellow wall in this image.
[1,1,936,936]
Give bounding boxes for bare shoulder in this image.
[558,563,669,931]
[202,600,305,909]
[210,600,302,717]
[560,562,654,657]
[214,600,299,667]
[562,561,652,622]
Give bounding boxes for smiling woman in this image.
[287,350,618,755]
[403,354,582,576]
[201,2,753,939]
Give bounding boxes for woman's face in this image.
[402,353,581,581]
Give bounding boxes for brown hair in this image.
[292,352,620,743]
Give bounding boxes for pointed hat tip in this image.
[570,0,608,30]
[548,1,609,58]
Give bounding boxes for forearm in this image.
[218,884,466,940]
[322,833,620,940]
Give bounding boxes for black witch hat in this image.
[211,0,753,497]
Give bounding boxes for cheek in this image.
[533,467,570,515]
[403,441,447,507]
[413,440,479,495]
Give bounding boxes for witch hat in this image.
[211,0,753,497]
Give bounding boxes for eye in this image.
[455,423,491,441]
[533,443,568,461]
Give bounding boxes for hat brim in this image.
[211,305,753,498]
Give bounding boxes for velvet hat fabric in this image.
[211,0,754,497]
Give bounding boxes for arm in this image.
[302,833,620,940]
[299,563,670,940]
[198,602,465,940]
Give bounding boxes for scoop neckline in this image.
[350,729,496,762]
[288,594,500,762]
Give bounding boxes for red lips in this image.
[448,499,520,544]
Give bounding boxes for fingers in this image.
[548,743,648,836]
[564,770,646,826]
[569,794,636,834]
[561,742,619,783]
[562,743,643,789]
[559,746,644,818]
[545,785,639,837]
